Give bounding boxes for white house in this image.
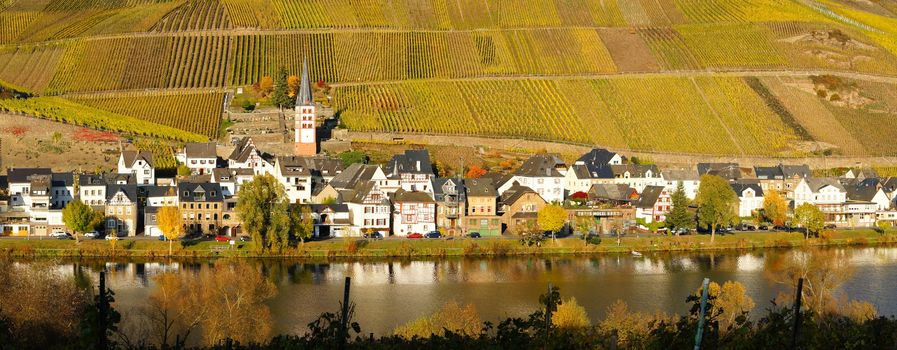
[662,169,700,200]
[634,185,671,224]
[178,142,218,175]
[341,182,391,236]
[391,189,436,236]
[274,156,314,204]
[212,168,255,197]
[730,182,764,218]
[146,186,178,207]
[793,178,847,208]
[49,173,74,210]
[384,150,435,195]
[563,149,621,195]
[500,154,566,203]
[79,174,108,207]
[227,137,274,175]
[308,204,351,238]
[118,151,155,186]
[610,164,664,193]
[844,180,891,211]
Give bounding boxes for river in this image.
[28,246,897,337]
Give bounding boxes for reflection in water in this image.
[24,247,897,337]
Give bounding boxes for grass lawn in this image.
[0,229,893,259]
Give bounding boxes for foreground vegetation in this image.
[1,248,894,349]
[1,230,893,259]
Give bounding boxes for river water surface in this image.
[30,247,897,336]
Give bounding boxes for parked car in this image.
[407,233,423,239]
[824,224,837,229]
[364,232,384,240]
[104,234,119,241]
[425,231,442,239]
[84,231,100,239]
[468,232,481,239]
[239,235,251,242]
[50,230,67,238]
[215,235,231,242]
[758,225,769,230]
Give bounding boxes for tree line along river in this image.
[25,246,897,337]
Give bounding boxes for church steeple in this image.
[296,58,313,106]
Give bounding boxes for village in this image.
[0,65,894,241]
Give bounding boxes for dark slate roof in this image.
[730,181,764,198]
[121,150,154,168]
[278,156,344,178]
[610,164,658,178]
[806,178,846,192]
[296,58,313,106]
[588,184,635,202]
[177,182,223,202]
[329,163,382,189]
[105,184,138,201]
[635,185,665,209]
[385,150,433,177]
[29,175,50,194]
[481,173,514,189]
[576,148,619,167]
[308,203,349,214]
[212,168,253,183]
[514,154,565,178]
[145,186,178,198]
[105,173,136,185]
[184,142,217,159]
[51,172,74,187]
[697,163,742,180]
[845,181,881,202]
[7,168,51,183]
[343,181,388,205]
[79,173,106,186]
[500,183,543,206]
[781,164,811,178]
[432,178,464,201]
[880,177,897,192]
[276,156,309,177]
[753,166,783,180]
[465,178,496,197]
[391,189,434,203]
[227,137,256,162]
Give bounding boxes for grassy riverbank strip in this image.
[1,230,895,259]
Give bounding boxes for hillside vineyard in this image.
[2,0,897,155]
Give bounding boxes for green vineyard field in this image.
[334,76,806,156]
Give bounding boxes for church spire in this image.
[297,58,313,106]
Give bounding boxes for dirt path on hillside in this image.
[348,131,897,168]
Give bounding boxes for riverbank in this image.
[1,230,894,259]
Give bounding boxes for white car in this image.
[84,231,100,239]
[104,234,120,241]
[49,231,68,238]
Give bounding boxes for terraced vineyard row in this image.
[151,0,231,32]
[0,96,207,142]
[70,91,225,138]
[334,76,803,155]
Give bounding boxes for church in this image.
[294,59,316,156]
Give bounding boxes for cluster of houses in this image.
[2,66,896,238]
[2,141,896,238]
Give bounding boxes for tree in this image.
[465,165,487,179]
[51,131,62,144]
[794,203,824,239]
[236,174,291,253]
[763,190,787,226]
[538,204,567,241]
[157,206,183,256]
[552,297,590,329]
[393,302,481,339]
[176,164,191,177]
[62,200,95,242]
[695,175,738,243]
[289,205,315,245]
[287,75,300,97]
[254,76,274,98]
[338,151,368,167]
[703,281,754,334]
[665,183,692,234]
[271,66,293,109]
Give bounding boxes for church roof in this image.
[296,58,313,106]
